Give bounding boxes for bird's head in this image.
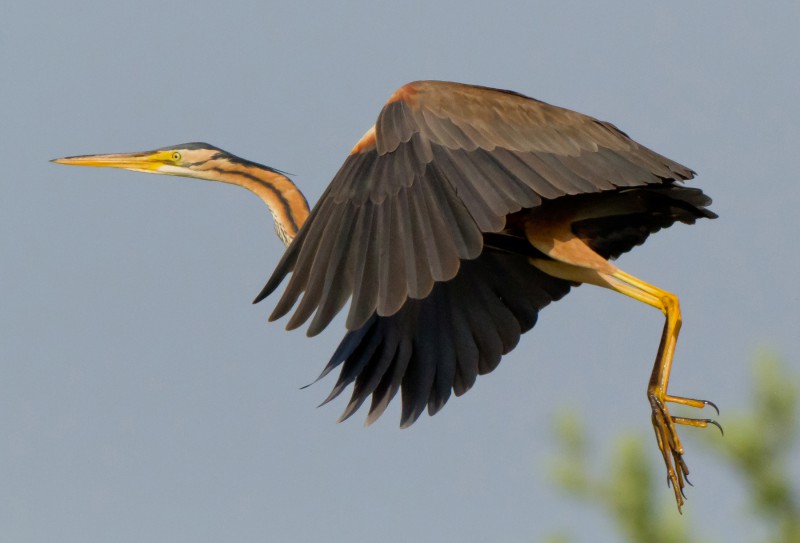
[52,142,309,246]
[51,142,228,179]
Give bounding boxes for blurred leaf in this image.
[549,353,799,543]
[542,533,572,543]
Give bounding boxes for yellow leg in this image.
[612,270,681,396]
[531,258,718,511]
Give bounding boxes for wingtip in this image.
[399,407,423,429]
[399,418,416,430]
[337,399,364,424]
[363,413,378,428]
[317,386,345,409]
[252,285,271,305]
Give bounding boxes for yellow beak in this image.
[51,150,171,172]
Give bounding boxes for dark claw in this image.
[678,456,690,476]
[685,474,693,487]
[704,400,720,416]
[690,417,724,435]
[680,486,688,500]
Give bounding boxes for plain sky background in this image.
[2,1,799,542]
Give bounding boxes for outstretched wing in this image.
[255,80,695,335]
[315,247,572,428]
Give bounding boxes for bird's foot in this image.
[649,392,721,512]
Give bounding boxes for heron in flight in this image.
[53,80,718,510]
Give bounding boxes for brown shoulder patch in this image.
[386,81,420,106]
[349,125,377,155]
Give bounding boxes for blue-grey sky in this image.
[3,1,799,541]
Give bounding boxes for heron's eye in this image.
[171,152,182,161]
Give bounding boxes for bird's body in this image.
[53,80,718,510]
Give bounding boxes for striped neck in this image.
[192,155,310,245]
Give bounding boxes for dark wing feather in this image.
[317,248,572,427]
[255,80,696,335]
[571,185,717,260]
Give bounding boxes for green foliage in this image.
[550,411,698,543]
[699,352,800,543]
[549,354,799,543]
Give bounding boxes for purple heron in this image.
[53,80,718,510]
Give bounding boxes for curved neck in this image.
[193,157,310,245]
